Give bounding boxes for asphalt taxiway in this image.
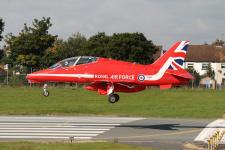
[0,116,218,150]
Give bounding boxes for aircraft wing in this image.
[85,81,146,95]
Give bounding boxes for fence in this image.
[0,74,27,86]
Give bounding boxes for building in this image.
[184,44,225,86]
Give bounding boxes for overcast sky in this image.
[0,0,225,49]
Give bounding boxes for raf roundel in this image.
[138,74,145,81]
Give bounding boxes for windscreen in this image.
[49,56,99,69]
[49,57,79,69]
[76,56,98,65]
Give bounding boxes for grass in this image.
[0,142,154,150]
[0,87,224,118]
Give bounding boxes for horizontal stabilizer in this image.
[171,72,194,80]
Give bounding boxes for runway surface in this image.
[0,116,218,150]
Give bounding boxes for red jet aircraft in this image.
[27,41,194,103]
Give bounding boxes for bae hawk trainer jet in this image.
[27,41,194,103]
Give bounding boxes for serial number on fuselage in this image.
[94,74,135,80]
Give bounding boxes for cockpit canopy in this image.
[49,56,99,69]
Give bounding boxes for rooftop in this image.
[186,45,225,62]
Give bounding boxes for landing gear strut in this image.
[107,83,119,103]
[43,83,50,97]
[108,93,120,103]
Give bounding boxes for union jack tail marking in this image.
[153,41,189,70]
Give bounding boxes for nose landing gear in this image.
[43,83,50,97]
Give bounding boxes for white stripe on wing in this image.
[28,74,94,78]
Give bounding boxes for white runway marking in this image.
[0,128,111,131]
[0,123,121,126]
[0,116,142,140]
[0,122,115,140]
[0,136,92,140]
[194,119,225,143]
[0,130,105,134]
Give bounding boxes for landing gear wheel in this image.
[108,94,117,103]
[114,94,120,102]
[43,90,50,97]
[108,94,120,103]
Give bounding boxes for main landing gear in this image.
[107,83,120,103]
[43,83,50,97]
[108,93,120,103]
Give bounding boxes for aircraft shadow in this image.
[118,124,223,131]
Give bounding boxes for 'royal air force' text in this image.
[94,74,135,80]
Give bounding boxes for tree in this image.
[212,39,224,47]
[4,17,57,71]
[41,42,61,67]
[84,32,158,64]
[186,68,201,87]
[0,18,4,42]
[0,18,4,61]
[206,63,215,79]
[41,33,87,67]
[83,32,110,57]
[0,50,4,61]
[55,33,87,60]
[111,33,157,64]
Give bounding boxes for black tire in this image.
[43,90,50,97]
[108,94,117,103]
[114,94,120,102]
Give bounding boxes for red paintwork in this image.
[26,41,194,95]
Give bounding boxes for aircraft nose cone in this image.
[26,73,39,83]
[26,74,30,80]
[26,69,56,83]
[26,69,48,83]
[26,73,34,80]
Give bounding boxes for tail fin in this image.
[153,41,189,70]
